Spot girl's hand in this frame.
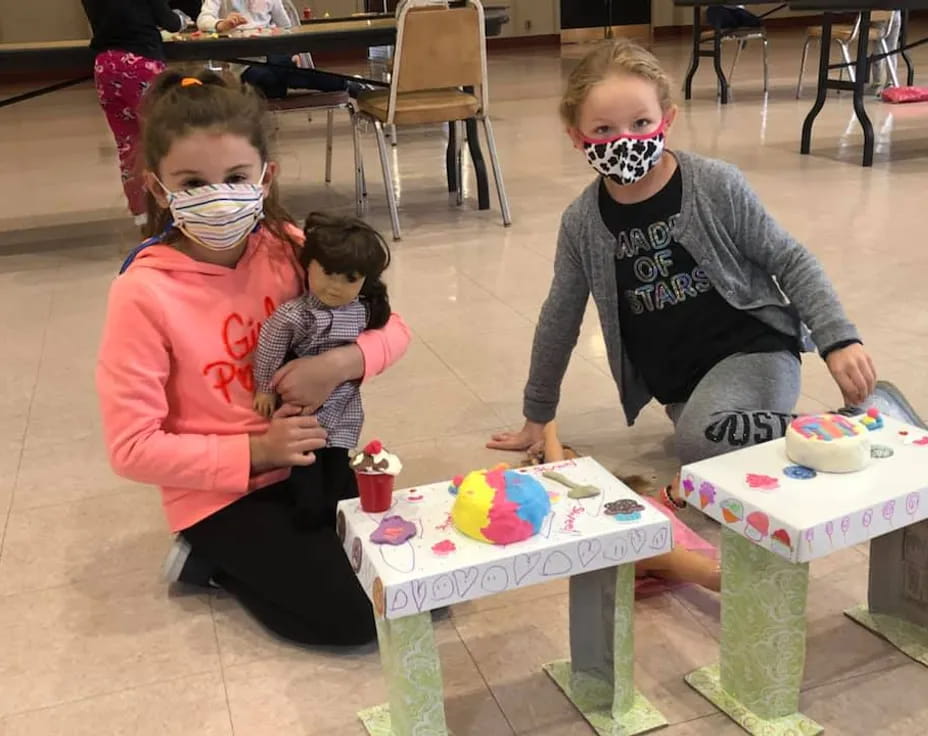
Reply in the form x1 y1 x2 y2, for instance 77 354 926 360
249 404 327 472
487 421 546 452
272 345 362 412
825 343 877 406
217 13 248 32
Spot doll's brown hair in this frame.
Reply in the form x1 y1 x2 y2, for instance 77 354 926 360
302 212 392 330
139 68 298 250
560 40 673 127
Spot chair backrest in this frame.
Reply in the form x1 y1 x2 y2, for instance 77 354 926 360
848 10 898 42
388 0 488 118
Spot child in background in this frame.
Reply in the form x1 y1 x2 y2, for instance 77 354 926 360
197 0 370 98
488 40 878 507
97 70 410 646
81 0 190 224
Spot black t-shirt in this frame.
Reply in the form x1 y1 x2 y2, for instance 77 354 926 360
83 0 185 61
599 167 799 405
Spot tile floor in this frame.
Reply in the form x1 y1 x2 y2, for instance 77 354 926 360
1 26 928 736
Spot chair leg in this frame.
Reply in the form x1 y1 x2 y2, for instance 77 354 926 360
350 108 367 217
762 37 769 93
480 116 512 227
839 41 856 82
325 108 335 184
390 123 398 147
373 121 401 240
797 36 812 98
881 39 900 87
729 40 745 85
454 120 464 206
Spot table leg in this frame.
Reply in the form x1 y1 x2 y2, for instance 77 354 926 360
801 12 833 156
852 12 875 167
900 10 915 87
685 529 823 736
544 565 667 735
713 31 729 105
446 122 458 193
358 612 449 736
845 521 928 665
683 7 701 101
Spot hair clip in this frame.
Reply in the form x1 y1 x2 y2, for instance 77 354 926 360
180 77 203 87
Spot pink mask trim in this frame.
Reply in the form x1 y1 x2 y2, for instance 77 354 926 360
580 119 668 146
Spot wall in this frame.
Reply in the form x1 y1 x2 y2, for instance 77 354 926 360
0 0 89 42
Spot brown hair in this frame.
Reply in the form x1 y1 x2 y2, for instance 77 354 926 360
302 212 392 330
139 68 298 249
559 40 673 127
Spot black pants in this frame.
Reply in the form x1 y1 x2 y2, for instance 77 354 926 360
241 55 350 99
182 448 375 646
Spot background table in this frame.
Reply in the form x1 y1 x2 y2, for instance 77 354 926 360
790 1 927 166
338 457 674 736
673 0 789 104
680 416 928 735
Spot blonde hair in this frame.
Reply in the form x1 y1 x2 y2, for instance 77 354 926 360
559 40 673 127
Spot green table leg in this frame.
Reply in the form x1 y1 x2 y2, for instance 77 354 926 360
359 612 449 736
544 563 668 735
845 604 928 665
685 529 823 736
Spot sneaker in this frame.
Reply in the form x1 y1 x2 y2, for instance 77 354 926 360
853 380 926 429
162 536 218 588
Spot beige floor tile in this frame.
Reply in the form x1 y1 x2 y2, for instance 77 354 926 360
0 672 232 736
223 620 513 735
0 487 169 594
0 573 219 718
11 433 123 511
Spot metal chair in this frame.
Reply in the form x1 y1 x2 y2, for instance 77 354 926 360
694 6 769 97
796 11 899 99
266 92 368 217
354 0 511 240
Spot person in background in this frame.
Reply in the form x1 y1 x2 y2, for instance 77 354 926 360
82 0 191 226
197 0 372 98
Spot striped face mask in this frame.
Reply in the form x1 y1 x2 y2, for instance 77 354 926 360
159 166 267 251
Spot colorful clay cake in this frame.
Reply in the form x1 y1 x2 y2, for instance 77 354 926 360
785 413 871 473
450 465 551 545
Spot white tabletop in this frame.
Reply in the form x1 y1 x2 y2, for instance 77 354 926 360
338 457 673 619
681 417 928 563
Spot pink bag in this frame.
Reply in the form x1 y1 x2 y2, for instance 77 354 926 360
881 86 928 104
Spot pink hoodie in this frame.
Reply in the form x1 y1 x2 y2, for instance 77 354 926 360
97 227 410 532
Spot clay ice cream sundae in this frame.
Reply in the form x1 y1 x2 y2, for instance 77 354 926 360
351 440 402 512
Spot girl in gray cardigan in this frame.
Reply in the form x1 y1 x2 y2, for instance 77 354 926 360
488 40 878 508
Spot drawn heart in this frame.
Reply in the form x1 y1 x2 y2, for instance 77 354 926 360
541 550 573 576
453 567 479 598
390 588 409 612
602 537 627 562
577 538 601 567
431 575 454 601
630 529 646 554
514 553 541 584
649 527 669 551
411 580 428 611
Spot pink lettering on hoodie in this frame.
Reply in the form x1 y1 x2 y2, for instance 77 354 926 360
97 227 410 532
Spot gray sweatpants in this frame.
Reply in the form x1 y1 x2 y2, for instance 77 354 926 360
665 351 801 466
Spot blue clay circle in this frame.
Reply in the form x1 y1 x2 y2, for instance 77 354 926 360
783 465 817 480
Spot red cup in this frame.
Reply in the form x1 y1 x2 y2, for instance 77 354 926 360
356 471 394 512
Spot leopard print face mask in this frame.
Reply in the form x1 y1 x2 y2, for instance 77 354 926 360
581 122 666 186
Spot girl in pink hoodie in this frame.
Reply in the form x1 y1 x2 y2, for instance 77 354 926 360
97 69 410 646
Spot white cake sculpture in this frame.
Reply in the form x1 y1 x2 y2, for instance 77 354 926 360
785 413 871 473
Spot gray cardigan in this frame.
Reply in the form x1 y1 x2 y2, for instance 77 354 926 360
523 151 860 427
